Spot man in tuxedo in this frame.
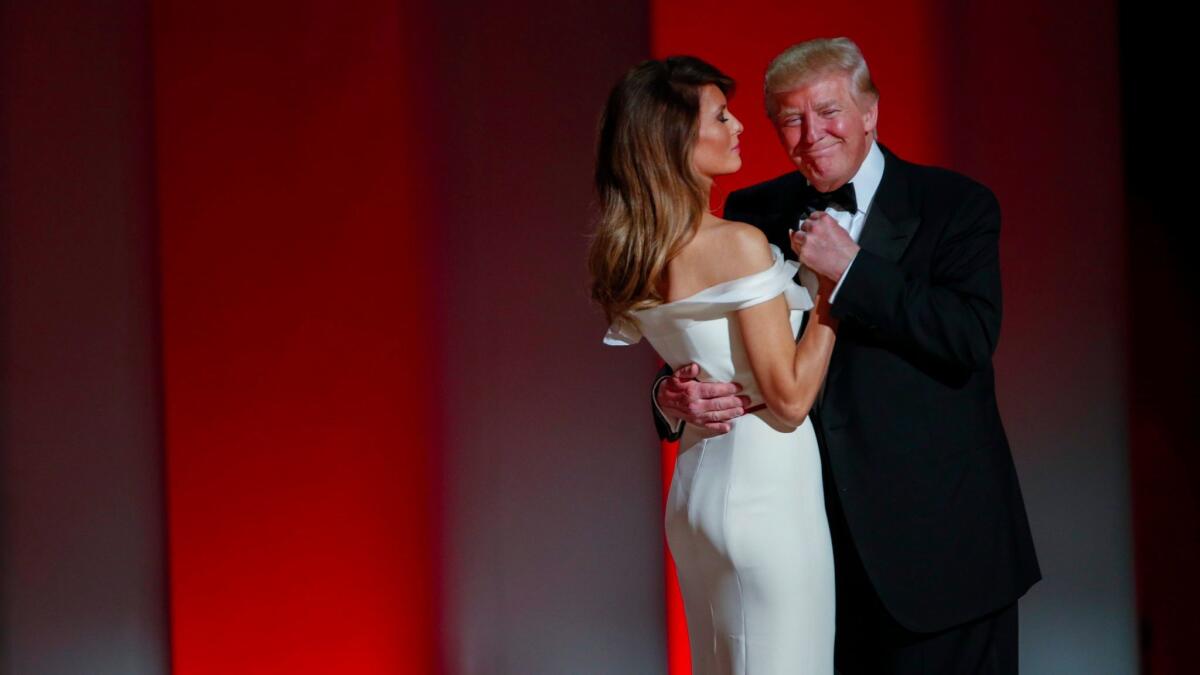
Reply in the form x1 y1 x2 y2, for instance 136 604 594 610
654 37 1040 673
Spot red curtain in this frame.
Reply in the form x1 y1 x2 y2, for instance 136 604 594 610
153 3 439 672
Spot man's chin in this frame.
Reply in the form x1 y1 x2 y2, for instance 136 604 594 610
804 173 837 192
793 162 830 186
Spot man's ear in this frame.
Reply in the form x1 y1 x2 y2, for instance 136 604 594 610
862 97 879 135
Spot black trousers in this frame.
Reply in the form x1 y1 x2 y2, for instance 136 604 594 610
827 490 1019 674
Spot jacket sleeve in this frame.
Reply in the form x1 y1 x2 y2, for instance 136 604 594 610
651 362 685 441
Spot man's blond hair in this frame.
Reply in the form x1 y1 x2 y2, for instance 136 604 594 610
764 37 879 117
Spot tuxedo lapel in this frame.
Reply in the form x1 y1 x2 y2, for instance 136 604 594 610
822 147 920 422
857 147 920 264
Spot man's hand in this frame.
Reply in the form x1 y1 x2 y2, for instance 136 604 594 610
656 363 750 434
792 212 859 283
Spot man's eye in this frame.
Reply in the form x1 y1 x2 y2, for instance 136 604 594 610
718 114 729 122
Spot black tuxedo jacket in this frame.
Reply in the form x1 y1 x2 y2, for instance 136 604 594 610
655 144 1040 632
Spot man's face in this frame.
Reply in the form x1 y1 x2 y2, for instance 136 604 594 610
770 72 878 193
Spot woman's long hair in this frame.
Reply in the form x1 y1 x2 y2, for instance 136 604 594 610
588 56 735 331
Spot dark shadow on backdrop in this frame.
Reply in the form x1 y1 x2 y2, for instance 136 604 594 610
1120 3 1200 673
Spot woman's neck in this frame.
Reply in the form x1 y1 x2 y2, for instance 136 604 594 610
699 178 718 226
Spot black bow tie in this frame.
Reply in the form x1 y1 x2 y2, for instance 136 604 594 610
802 182 857 215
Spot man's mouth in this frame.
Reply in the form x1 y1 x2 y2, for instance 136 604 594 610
803 142 839 157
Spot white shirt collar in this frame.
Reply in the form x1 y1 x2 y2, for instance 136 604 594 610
849 141 885 215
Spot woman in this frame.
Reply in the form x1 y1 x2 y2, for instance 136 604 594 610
590 57 837 674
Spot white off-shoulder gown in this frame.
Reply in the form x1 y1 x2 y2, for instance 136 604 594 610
605 245 834 675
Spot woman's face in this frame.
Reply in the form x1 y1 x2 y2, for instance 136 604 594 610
692 84 744 180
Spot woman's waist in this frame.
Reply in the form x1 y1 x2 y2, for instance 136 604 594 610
665 363 763 402
679 403 811 449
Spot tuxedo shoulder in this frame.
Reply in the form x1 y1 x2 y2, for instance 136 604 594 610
887 155 1002 231
727 171 808 209
894 153 997 202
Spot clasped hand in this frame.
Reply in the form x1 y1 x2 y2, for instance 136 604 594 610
790 211 859 284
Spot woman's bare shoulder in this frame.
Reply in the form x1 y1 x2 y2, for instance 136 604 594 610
697 220 773 280
666 219 774 300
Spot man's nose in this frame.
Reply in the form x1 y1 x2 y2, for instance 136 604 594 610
802 118 822 144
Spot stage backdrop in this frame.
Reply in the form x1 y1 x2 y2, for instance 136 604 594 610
427 1 667 673
1 1 169 673
0 1 1155 674
152 2 439 672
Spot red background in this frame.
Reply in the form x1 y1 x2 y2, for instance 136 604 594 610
153 3 439 672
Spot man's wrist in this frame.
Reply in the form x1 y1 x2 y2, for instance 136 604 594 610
829 248 860 303
652 375 684 434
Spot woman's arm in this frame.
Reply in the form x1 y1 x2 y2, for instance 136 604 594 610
731 227 837 427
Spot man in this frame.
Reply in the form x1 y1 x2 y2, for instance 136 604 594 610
654 38 1040 673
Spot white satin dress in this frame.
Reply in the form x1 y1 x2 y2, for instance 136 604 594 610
605 245 835 675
